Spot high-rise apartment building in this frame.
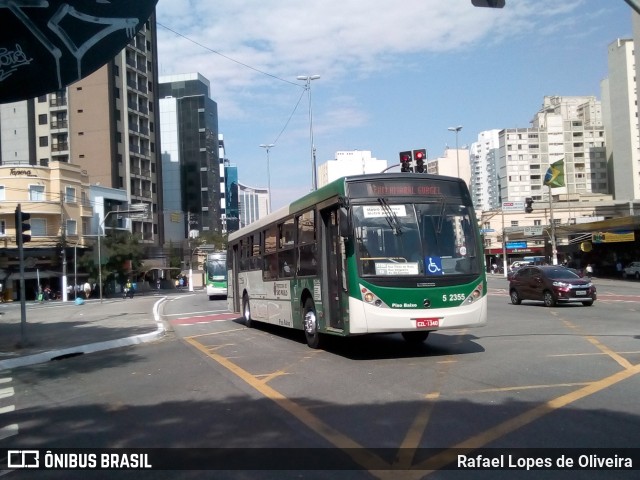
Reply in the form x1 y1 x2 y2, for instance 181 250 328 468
470 130 501 211
317 151 387 187
425 148 471 186
498 96 608 205
68 15 162 245
159 73 221 242
603 37 639 201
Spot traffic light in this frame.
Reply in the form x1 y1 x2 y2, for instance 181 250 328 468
471 0 505 7
413 149 426 173
399 151 413 172
14 205 31 245
524 197 534 213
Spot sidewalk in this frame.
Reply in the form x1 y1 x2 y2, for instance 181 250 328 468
0 293 165 371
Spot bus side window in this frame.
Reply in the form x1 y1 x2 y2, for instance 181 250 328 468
263 254 278 280
297 244 317 276
280 249 294 278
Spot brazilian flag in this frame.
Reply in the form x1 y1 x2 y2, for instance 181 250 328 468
544 159 565 188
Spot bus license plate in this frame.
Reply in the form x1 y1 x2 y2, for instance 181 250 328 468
416 318 439 328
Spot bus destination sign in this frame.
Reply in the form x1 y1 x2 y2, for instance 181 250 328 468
348 178 464 198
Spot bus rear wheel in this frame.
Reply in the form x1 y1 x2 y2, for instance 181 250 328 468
242 294 253 328
303 298 322 349
402 331 429 344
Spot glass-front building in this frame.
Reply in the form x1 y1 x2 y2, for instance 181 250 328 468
159 73 221 239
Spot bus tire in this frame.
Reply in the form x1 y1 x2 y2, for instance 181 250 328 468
303 297 322 349
242 294 253 328
402 331 429 344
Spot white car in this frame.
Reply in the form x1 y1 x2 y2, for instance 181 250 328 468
623 261 640 279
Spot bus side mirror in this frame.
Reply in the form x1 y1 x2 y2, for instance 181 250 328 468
338 207 351 238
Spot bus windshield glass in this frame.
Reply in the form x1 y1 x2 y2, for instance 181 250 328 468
353 201 480 277
206 257 227 282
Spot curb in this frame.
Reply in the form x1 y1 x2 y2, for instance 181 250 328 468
0 298 167 371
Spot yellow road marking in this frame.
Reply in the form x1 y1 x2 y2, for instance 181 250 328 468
184 317 639 478
393 392 441 469
458 382 590 394
184 328 245 339
550 351 640 357
416 363 640 473
184 337 392 474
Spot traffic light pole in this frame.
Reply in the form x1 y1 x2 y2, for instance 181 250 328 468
15 204 28 346
501 209 508 277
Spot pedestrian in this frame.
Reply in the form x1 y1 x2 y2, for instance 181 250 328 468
491 262 497 274
616 261 623 277
83 281 92 299
585 264 593 278
0 281 3 303
124 279 134 299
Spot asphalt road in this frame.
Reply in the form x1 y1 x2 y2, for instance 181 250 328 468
1 278 639 479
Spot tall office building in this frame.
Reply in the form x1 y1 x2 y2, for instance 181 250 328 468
498 96 608 205
158 73 221 242
237 183 269 228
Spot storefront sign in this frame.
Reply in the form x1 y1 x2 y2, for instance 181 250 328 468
592 231 635 243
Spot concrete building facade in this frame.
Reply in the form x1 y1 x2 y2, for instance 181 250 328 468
317 150 387 187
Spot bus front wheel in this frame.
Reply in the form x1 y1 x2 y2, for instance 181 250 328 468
303 298 322 349
243 295 253 328
402 331 429 344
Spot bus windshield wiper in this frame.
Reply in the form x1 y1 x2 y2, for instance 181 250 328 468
378 198 402 235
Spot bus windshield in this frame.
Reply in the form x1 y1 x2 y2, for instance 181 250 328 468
206 257 227 281
352 201 480 277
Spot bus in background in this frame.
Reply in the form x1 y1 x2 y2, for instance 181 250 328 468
227 173 487 349
205 252 228 299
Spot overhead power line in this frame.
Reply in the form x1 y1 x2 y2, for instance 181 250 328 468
157 22 301 87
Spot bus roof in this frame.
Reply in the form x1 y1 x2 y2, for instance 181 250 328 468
228 172 467 242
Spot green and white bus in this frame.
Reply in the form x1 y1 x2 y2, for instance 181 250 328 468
205 252 228 299
227 173 487 348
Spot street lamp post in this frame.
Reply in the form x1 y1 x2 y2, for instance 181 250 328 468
448 125 463 178
97 205 147 302
297 75 320 190
259 143 275 213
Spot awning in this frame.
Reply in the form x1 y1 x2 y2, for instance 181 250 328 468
6 270 62 281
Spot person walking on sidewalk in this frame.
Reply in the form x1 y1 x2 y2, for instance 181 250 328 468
83 281 92 299
585 264 593 278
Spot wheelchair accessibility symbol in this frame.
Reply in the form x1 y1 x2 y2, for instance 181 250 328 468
426 256 443 275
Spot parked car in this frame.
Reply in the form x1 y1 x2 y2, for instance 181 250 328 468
509 265 596 307
623 261 640 279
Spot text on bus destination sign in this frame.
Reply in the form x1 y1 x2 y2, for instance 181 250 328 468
369 184 442 196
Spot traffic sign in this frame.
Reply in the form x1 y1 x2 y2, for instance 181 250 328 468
524 226 544 236
506 241 527 249
502 201 525 212
480 228 496 233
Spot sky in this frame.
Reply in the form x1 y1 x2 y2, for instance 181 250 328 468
154 0 633 211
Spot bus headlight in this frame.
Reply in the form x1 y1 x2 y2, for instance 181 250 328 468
359 285 389 308
462 283 484 305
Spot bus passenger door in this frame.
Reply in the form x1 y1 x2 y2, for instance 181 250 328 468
321 207 346 330
230 244 241 313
